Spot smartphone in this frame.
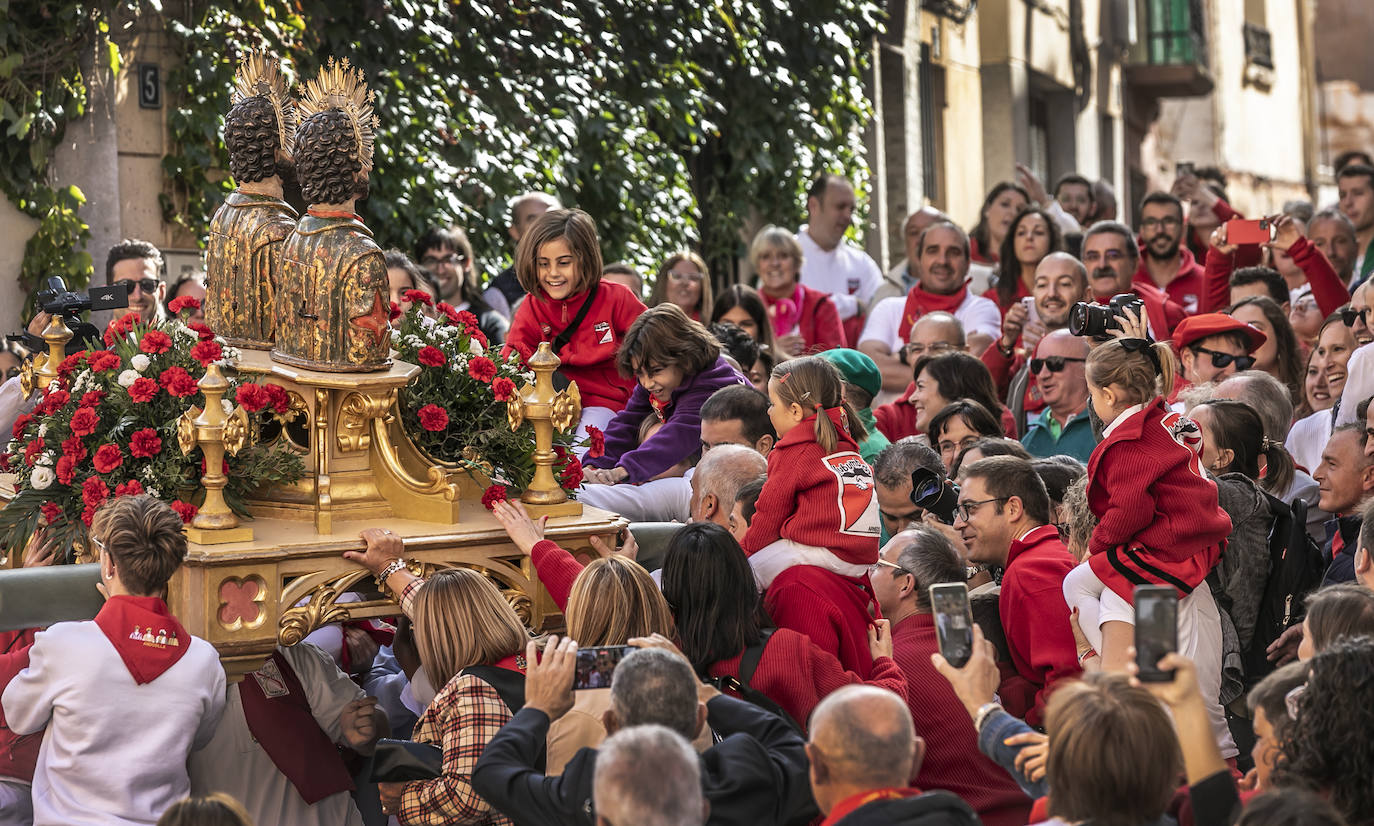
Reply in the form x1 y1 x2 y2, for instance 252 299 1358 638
1177 161 1195 177
1133 585 1179 683
572 645 632 690
1225 218 1275 246
1020 295 1039 325
930 582 975 668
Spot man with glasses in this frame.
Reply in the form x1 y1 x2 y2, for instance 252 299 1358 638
1336 283 1374 428
1134 192 1204 314
955 456 1080 727
106 239 166 324
868 526 1033 826
1081 221 1187 338
413 226 511 319
1171 313 1267 395
858 222 1001 399
1020 330 1094 462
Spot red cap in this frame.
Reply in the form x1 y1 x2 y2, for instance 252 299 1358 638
1172 312 1267 353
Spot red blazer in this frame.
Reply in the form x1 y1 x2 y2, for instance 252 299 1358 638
504 281 645 411
998 525 1082 728
1133 247 1205 313
742 409 879 566
707 628 906 732
797 285 847 353
1086 398 1231 601
764 565 878 678
891 614 1033 826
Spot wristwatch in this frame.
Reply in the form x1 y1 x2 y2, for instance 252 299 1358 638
973 701 1003 733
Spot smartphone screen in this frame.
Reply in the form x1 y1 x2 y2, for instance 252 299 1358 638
1020 295 1040 325
1134 586 1179 683
572 645 632 690
930 583 974 668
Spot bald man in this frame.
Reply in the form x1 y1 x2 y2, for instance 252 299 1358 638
1020 329 1094 462
689 444 767 527
872 313 968 439
806 685 980 825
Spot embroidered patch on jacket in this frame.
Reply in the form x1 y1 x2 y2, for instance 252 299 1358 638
594 321 613 344
252 658 291 698
822 451 881 537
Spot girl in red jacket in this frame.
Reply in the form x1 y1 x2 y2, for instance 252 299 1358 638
1064 329 1232 652
503 208 645 442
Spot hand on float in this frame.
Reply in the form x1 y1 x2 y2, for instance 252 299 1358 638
490 499 547 555
346 528 404 576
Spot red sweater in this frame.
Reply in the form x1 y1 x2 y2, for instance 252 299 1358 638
999 525 1082 727
765 565 877 678
1200 236 1346 316
763 284 846 354
1134 247 1205 314
873 382 1018 443
742 410 879 564
707 628 905 732
0 629 40 783
503 281 644 411
982 277 1030 316
1086 398 1231 602
891 614 1032 826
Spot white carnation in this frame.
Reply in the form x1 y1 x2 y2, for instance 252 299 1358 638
35 451 53 467
29 466 54 490
173 322 197 342
468 338 484 356
37 423 47 438
131 354 150 372
118 369 140 387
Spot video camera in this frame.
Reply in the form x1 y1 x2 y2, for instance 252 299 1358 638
910 466 960 525
1068 293 1145 339
10 277 130 356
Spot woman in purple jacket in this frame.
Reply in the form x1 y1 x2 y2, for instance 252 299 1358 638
583 303 747 485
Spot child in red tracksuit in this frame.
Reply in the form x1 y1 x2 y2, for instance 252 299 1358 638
741 355 882 675
1065 335 1233 649
503 208 645 442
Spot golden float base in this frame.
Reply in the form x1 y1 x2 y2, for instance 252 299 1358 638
186 525 255 545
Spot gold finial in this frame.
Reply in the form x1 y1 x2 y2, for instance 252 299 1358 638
297 57 378 175
233 51 297 159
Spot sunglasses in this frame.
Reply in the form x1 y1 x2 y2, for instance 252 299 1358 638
1341 307 1370 327
122 278 159 295
1192 345 1254 370
1029 355 1086 374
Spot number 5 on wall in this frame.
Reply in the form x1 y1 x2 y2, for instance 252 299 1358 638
138 63 161 109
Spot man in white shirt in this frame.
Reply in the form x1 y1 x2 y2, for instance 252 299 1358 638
796 174 883 328
858 222 1001 398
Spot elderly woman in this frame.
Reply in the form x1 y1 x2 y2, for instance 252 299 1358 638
345 530 528 825
2 495 227 826
749 225 845 356
650 251 714 321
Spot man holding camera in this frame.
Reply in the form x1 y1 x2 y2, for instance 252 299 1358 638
1081 221 1188 339
106 239 166 325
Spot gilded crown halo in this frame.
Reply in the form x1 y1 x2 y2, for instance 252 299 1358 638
232 50 297 158
298 57 379 175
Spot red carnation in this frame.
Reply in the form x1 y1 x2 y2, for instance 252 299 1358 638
492 377 516 402
235 383 270 413
69 406 99 437
93 444 123 474
170 500 198 524
61 436 87 460
57 352 86 380
189 322 216 341
81 505 98 527
417 345 446 367
560 454 585 489
56 455 77 485
159 366 199 398
0 453 11 472
191 340 224 367
79 390 106 408
81 475 109 509
389 301 402 321
139 329 173 354
103 312 139 345
401 289 433 307
437 302 461 325
468 356 497 383
264 383 291 415
417 403 449 432
40 501 63 525
85 350 122 372
39 389 70 415
128 377 159 403
11 414 33 440
114 479 145 498
481 484 509 510
168 295 202 315
585 425 606 459
455 310 479 331
129 428 162 458
470 329 489 350
23 438 45 466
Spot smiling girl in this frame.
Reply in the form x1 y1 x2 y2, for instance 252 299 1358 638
504 209 645 439
582 304 746 486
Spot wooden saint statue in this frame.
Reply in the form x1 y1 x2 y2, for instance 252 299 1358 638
271 57 390 372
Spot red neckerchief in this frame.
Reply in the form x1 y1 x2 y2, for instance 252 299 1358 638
820 787 922 825
239 650 355 804
93 595 191 685
897 283 968 340
648 393 671 420
761 285 805 338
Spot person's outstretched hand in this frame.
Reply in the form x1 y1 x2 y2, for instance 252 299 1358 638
1267 213 1303 254
1208 224 1237 257
1007 731 1049 781
589 529 638 562
524 636 578 721
1267 624 1304 665
931 624 1001 718
491 499 547 555
1016 163 1050 207
339 697 381 752
344 528 404 576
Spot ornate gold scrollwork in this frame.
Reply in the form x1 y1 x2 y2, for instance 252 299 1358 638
371 406 461 502
18 354 41 399
278 569 373 646
551 383 582 433
506 396 524 431
337 391 392 452
177 407 202 455
223 405 250 456
501 588 534 626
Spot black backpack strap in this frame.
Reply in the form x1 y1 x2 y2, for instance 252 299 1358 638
738 628 774 688
550 282 600 355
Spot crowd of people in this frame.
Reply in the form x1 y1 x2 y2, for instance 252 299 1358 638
6 151 1374 826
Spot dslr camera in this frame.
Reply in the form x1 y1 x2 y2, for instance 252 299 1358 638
910 466 960 525
1068 293 1145 339
10 277 130 356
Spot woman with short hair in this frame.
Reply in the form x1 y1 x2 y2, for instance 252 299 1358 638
748 225 845 356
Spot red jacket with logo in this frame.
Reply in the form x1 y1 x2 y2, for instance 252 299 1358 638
1133 247 1205 315
504 281 645 411
1086 397 1232 602
741 408 880 566
998 525 1083 727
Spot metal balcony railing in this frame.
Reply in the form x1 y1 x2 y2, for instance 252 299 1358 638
1142 0 1208 68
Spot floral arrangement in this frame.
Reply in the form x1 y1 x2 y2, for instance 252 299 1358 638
0 298 305 560
389 292 585 504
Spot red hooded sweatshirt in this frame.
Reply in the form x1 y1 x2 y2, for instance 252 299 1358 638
1086 398 1232 602
504 280 645 411
1134 246 1205 315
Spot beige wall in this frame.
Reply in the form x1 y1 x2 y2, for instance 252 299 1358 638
925 10 985 228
